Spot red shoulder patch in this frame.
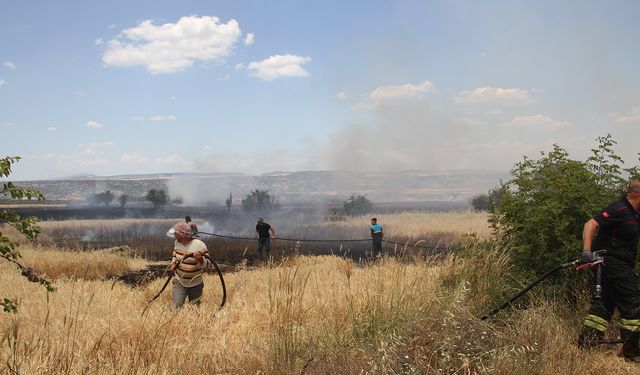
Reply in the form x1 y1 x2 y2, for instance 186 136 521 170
602 211 610 218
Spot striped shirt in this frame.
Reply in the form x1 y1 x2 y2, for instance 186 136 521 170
172 239 210 288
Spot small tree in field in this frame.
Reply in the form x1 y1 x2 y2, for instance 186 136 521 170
119 194 129 208
1 156 55 313
470 189 502 212
225 192 232 213
146 189 168 209
343 194 373 216
241 189 278 213
93 190 115 206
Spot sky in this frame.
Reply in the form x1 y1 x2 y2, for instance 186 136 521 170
1 0 639 180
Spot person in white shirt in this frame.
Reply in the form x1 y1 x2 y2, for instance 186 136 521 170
170 222 211 307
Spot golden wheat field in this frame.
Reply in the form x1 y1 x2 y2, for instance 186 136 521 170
1 213 638 374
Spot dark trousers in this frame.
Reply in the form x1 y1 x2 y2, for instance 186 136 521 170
372 234 383 254
258 238 271 256
580 257 640 354
172 279 204 308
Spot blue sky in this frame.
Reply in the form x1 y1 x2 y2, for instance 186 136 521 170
1 0 639 180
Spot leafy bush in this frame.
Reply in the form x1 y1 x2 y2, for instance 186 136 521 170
490 135 638 280
343 194 373 216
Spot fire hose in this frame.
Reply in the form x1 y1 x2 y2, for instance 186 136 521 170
480 251 623 344
142 252 226 315
480 251 606 316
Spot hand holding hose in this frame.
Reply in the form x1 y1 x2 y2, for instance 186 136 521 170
580 251 593 264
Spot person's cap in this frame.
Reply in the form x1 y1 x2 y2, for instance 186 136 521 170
257 217 264 222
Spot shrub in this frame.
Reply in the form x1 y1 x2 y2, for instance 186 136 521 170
343 194 373 216
490 135 638 281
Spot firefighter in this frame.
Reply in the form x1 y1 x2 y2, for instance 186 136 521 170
578 180 640 360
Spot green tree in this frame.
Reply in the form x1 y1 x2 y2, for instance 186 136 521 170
470 189 502 212
119 194 129 208
241 189 279 212
490 135 635 280
343 194 373 216
146 189 168 209
1 156 55 313
93 190 115 206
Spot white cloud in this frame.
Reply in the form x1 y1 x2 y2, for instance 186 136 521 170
0 79 6 86
47 127 57 132
456 87 534 106
120 152 148 163
3 61 16 70
95 38 104 46
86 120 103 129
170 96 177 101
247 54 311 81
217 74 231 81
505 114 571 129
103 16 242 74
369 80 435 101
149 114 176 121
4 122 13 126
610 106 640 124
132 115 176 121
108 24 117 29
234 63 244 70
336 92 347 100
244 32 254 46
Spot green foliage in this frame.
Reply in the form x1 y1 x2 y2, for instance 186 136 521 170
2 298 18 313
470 189 502 212
490 135 635 282
242 189 279 213
1 156 55 313
145 189 168 208
343 194 373 216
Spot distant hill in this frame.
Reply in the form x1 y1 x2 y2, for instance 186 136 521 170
14 170 508 206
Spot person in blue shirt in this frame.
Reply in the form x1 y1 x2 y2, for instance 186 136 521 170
370 217 383 256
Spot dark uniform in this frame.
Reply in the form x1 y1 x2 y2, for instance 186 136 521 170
256 221 272 257
579 197 640 355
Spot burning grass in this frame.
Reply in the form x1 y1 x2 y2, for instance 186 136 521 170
35 211 483 262
1 243 636 374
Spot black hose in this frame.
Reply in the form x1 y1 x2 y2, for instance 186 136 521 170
142 252 226 315
196 231 449 250
480 260 579 320
205 254 226 307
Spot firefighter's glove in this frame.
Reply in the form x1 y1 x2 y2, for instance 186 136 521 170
580 251 593 264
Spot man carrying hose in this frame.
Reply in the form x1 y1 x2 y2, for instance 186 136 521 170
578 180 640 360
170 222 211 307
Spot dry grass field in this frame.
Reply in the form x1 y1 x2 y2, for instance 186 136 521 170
1 212 637 374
